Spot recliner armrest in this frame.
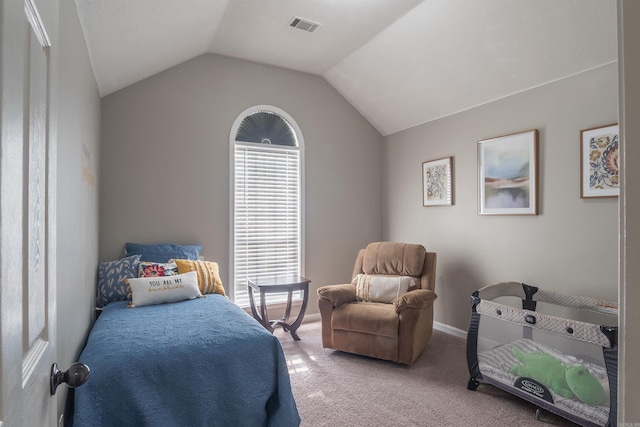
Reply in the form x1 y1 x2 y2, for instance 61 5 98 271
317 284 357 308
394 289 437 313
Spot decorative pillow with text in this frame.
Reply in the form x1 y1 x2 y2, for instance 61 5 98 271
127 271 202 307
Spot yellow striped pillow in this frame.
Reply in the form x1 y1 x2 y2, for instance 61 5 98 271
173 259 226 296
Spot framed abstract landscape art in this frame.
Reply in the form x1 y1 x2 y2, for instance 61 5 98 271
580 124 619 198
477 130 538 215
422 157 453 206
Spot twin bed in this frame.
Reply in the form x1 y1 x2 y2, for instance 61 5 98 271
72 244 300 426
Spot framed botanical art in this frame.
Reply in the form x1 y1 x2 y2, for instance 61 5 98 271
477 129 538 215
580 124 619 198
422 157 453 206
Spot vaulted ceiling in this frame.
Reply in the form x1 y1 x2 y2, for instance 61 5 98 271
75 0 617 136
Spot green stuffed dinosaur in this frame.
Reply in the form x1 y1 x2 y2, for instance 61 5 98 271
509 347 607 405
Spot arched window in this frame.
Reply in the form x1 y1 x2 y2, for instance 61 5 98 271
230 106 304 306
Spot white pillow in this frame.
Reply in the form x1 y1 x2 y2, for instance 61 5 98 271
127 271 202 307
352 274 414 303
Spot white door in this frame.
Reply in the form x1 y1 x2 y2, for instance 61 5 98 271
1 0 58 426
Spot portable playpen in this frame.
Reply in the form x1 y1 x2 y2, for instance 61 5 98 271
466 282 617 427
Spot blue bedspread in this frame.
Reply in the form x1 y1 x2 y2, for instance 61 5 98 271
73 295 300 427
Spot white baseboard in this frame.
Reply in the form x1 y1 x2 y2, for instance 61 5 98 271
303 312 321 323
433 321 467 340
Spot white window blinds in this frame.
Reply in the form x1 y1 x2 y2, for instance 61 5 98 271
233 142 301 307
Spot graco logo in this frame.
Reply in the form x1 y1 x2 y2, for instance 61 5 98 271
521 380 545 395
514 377 554 403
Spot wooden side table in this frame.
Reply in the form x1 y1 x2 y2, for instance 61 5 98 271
247 275 310 341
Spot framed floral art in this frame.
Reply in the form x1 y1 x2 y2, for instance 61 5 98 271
580 124 619 198
422 157 453 206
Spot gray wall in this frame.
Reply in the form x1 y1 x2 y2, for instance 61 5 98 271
383 63 619 332
56 0 101 417
99 53 383 308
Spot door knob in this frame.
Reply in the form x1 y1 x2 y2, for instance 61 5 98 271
50 362 90 395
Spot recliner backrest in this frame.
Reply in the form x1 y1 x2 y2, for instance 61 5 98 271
352 242 435 292
362 242 425 276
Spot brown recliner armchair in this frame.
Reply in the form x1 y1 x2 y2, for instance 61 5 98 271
317 242 437 365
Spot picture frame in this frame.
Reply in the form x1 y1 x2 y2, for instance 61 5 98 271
580 124 619 198
478 129 538 215
422 156 453 206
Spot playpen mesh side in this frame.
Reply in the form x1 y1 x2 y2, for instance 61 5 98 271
477 281 618 315
476 299 612 348
468 282 617 427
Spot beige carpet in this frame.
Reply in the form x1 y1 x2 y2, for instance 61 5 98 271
276 321 579 427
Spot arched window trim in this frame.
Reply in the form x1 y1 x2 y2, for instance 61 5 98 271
235 109 298 146
229 105 305 306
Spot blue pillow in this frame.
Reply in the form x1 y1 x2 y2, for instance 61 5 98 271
96 254 142 308
124 242 202 263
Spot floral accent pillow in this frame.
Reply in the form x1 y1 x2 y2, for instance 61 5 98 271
96 255 142 308
138 261 179 278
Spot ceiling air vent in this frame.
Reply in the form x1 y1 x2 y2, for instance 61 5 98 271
288 16 321 33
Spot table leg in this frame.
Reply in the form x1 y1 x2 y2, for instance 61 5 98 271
288 286 309 341
248 286 260 323
259 290 274 333
282 291 293 324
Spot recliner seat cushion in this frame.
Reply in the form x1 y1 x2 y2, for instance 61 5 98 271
331 330 398 363
331 302 398 338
